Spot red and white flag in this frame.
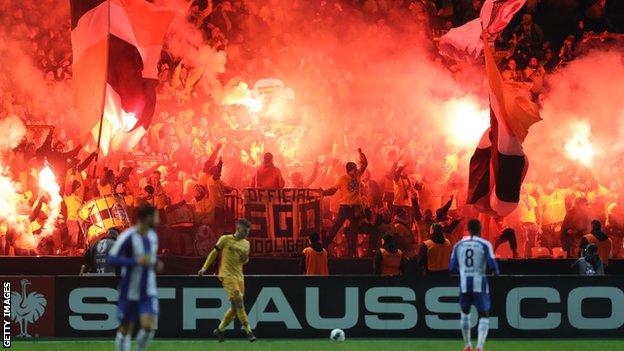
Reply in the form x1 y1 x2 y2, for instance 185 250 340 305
467 32 541 217
439 0 527 61
70 0 175 155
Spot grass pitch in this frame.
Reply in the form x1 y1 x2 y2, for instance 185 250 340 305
11 339 624 351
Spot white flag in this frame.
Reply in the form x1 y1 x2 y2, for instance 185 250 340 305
438 0 527 61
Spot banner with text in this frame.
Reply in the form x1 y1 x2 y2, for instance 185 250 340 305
243 188 322 256
49 275 624 338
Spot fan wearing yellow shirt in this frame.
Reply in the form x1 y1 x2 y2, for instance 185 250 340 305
539 183 570 249
322 148 368 257
198 219 256 342
207 158 235 231
517 188 540 258
63 180 83 248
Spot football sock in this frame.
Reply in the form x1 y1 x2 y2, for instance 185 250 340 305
236 308 252 333
135 329 155 351
477 317 490 350
123 333 131 351
218 308 236 331
460 313 471 348
115 331 125 351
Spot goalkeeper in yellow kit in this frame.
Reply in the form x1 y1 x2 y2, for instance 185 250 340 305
198 218 256 342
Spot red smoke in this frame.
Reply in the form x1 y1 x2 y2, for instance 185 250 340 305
1 0 623 200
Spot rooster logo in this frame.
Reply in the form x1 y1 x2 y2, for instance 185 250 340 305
10 279 47 337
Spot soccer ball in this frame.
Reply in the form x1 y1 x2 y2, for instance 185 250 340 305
330 328 345 342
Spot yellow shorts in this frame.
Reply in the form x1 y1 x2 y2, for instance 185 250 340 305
221 277 245 301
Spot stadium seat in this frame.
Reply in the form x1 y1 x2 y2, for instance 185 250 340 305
531 247 552 258
552 247 566 259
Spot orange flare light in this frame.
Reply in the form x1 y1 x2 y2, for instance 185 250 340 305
38 165 62 236
443 96 490 148
564 121 595 167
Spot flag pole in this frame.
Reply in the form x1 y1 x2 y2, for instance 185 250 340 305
92 0 111 178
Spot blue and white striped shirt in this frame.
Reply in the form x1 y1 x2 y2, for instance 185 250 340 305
450 235 500 293
107 226 159 301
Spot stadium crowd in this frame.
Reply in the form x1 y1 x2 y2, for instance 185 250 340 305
1 0 623 266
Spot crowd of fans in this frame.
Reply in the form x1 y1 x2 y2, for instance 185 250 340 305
1 0 623 264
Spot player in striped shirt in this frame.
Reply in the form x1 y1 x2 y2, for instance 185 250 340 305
450 219 500 351
108 204 163 351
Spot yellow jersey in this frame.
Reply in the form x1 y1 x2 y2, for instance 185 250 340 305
540 189 568 225
216 234 250 280
208 177 227 209
392 177 412 207
334 172 363 206
518 194 538 224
